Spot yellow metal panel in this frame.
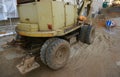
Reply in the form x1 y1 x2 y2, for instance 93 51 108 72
17 31 57 37
17 25 81 37
52 1 65 30
74 5 78 23
37 2 53 30
18 3 38 23
55 25 81 36
17 23 39 32
65 5 75 26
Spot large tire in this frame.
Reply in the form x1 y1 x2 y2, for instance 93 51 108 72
46 38 70 70
85 25 95 44
79 26 88 43
40 38 58 65
79 25 95 44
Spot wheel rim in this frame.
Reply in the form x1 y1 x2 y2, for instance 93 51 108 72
54 45 69 65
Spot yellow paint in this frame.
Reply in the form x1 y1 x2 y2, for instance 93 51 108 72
17 31 57 37
18 2 38 23
52 1 65 30
65 4 75 27
37 2 53 30
17 0 92 37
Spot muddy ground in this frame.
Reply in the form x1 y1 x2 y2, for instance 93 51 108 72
0 7 120 77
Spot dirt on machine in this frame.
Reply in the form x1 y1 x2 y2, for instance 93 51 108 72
14 0 95 74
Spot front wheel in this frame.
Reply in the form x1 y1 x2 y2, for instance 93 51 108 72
78 25 95 44
45 38 70 70
85 25 95 44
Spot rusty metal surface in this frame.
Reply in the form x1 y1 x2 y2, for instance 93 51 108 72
16 56 40 74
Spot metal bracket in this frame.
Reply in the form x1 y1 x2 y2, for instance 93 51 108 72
16 55 40 74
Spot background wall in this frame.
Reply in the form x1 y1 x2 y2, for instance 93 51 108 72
0 0 18 21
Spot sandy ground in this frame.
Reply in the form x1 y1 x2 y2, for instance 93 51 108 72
0 18 120 77
0 7 120 77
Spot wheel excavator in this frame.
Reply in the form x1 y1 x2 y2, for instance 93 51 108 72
15 0 95 74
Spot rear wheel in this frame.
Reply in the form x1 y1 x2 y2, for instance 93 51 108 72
40 38 58 65
45 38 70 70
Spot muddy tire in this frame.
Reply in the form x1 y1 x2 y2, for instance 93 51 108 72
40 38 58 65
85 25 95 44
46 38 70 70
79 26 88 43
